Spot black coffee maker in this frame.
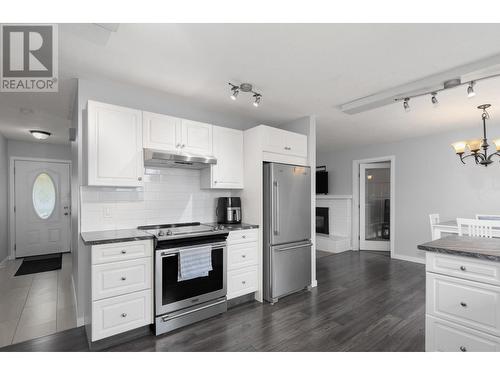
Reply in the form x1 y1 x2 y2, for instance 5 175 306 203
216 197 242 224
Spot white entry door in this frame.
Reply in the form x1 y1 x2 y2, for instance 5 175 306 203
360 162 391 251
14 160 71 258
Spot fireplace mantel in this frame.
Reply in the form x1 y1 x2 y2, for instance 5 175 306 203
315 195 352 253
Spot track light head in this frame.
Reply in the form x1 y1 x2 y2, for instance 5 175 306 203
230 88 239 100
467 81 476 98
431 93 438 106
253 94 262 107
403 98 410 112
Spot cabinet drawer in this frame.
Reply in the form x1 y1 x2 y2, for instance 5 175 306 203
227 229 258 244
426 315 500 352
228 243 258 271
426 252 500 286
92 240 152 265
92 289 152 341
427 273 500 336
92 258 152 301
227 266 258 300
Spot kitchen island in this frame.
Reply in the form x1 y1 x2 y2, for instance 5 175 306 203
418 236 500 351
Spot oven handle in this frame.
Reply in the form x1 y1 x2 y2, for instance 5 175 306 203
161 298 226 321
158 241 227 256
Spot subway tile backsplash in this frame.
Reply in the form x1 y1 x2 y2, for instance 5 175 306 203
80 168 236 232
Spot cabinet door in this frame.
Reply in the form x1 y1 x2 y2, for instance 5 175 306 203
262 125 308 158
142 111 181 152
180 119 212 155
87 101 143 187
211 126 243 189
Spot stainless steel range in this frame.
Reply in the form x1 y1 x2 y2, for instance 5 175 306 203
137 222 229 335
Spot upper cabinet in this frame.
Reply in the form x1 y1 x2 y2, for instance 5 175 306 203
201 126 244 189
142 111 181 151
87 101 144 187
142 113 212 155
261 125 308 158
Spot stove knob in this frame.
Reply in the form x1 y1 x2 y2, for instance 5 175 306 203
158 230 165 237
166 229 173 236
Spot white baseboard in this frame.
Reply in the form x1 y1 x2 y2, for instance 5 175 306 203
392 253 425 264
0 256 8 268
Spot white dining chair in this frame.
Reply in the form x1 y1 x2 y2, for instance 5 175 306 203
476 214 500 221
457 218 493 238
429 214 440 240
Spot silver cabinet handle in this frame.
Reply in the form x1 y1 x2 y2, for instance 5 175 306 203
284 146 291 150
214 181 218 184
138 177 142 181
460 346 467 352
181 144 185 148
121 250 127 254
121 313 127 318
275 242 313 252
242 235 246 239
242 254 246 258
121 276 127 281
242 280 246 284
273 180 280 235
460 302 467 307
460 266 466 271
176 143 181 148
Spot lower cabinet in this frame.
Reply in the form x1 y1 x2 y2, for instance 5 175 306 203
88 240 153 343
226 229 258 300
426 252 500 351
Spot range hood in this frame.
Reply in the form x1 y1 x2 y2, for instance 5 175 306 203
143 149 216 169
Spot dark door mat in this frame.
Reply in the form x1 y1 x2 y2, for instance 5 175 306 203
15 253 62 276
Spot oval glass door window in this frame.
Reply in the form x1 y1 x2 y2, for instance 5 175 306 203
32 173 56 219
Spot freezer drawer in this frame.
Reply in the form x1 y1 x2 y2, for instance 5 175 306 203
265 241 312 303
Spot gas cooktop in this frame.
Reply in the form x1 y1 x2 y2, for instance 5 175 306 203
137 222 228 241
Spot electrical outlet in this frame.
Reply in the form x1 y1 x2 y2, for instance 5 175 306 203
103 207 113 218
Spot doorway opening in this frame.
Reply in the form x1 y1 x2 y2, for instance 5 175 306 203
352 156 395 257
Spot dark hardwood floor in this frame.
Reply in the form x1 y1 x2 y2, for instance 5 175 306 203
1 250 425 352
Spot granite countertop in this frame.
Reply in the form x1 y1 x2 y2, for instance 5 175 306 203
418 236 500 262
203 222 259 231
81 229 154 246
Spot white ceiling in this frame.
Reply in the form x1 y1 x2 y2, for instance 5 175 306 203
2 23 500 150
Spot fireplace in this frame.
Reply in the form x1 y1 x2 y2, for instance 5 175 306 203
316 207 329 234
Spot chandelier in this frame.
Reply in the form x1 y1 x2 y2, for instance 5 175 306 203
452 104 500 167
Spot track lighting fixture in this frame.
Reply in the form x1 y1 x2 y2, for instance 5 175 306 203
403 98 410 112
228 82 262 107
253 94 262 107
467 81 476 98
431 92 438 106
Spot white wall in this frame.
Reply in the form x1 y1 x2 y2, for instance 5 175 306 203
0 133 8 263
7 139 71 161
317 127 500 262
81 168 234 232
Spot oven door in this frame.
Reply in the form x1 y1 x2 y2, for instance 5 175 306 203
155 241 227 316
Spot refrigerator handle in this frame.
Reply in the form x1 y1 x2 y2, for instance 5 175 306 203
273 180 280 235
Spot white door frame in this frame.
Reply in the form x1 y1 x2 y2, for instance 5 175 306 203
352 155 395 259
8 157 72 259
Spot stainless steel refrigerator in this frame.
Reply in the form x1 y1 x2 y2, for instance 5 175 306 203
263 162 312 303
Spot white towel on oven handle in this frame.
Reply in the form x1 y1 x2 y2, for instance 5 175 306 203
177 246 213 281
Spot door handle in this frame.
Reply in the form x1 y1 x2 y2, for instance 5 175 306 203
273 180 280 235
275 242 312 252
64 213 69 216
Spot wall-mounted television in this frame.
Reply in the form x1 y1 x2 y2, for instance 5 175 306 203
316 166 328 195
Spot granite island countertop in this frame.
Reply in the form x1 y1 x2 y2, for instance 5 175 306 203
81 229 154 246
418 236 500 262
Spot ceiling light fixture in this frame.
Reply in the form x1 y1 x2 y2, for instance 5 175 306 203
228 82 262 107
253 94 262 107
403 98 410 112
431 92 438 106
451 104 500 167
29 130 51 140
467 81 476 98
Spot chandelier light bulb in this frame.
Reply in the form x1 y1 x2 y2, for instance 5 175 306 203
253 94 261 107
230 88 239 100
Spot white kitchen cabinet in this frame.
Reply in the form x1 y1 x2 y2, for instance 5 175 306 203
201 126 243 189
261 125 308 158
180 119 213 155
87 101 144 187
88 239 153 343
226 229 258 300
142 111 181 151
426 252 500 351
